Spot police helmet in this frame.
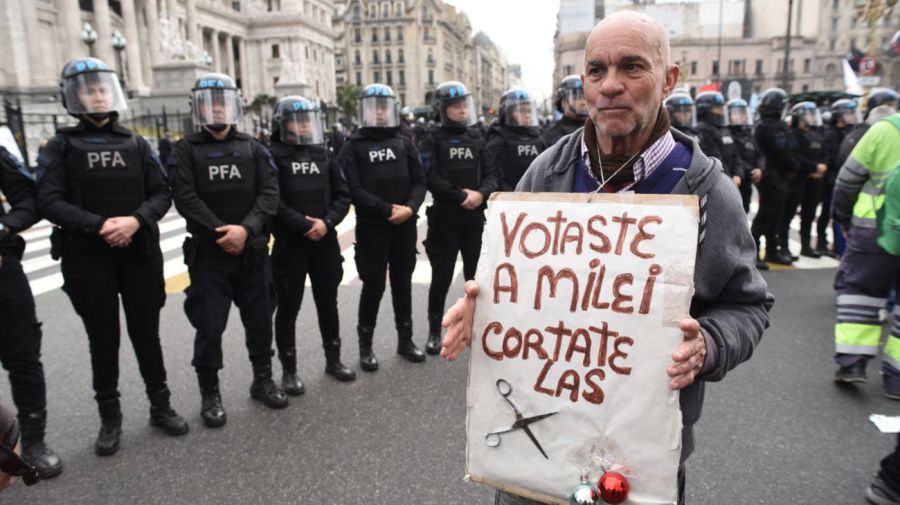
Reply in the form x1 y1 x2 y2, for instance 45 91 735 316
790 101 822 128
432 81 476 127
190 73 243 130
59 57 127 117
695 91 728 126
829 98 861 126
865 88 899 119
272 96 324 145
726 98 752 127
400 106 415 123
664 92 696 130
358 83 399 128
499 87 539 128
556 75 588 118
758 87 789 119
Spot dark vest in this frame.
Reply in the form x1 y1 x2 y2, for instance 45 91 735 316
354 135 409 204
271 142 331 218
433 128 482 190
730 126 758 167
187 132 257 225
61 126 144 218
497 126 542 188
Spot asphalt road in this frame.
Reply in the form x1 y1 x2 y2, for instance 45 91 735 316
2 266 898 504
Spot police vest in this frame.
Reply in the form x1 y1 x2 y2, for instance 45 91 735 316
498 127 542 188
434 128 482 190
62 126 144 218
188 132 257 225
355 135 409 205
271 142 330 218
720 130 737 169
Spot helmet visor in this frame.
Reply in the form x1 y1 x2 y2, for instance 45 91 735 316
279 110 325 145
439 95 477 127
63 72 127 115
563 88 589 117
359 96 399 128
728 106 752 126
798 109 823 128
837 108 862 125
667 104 696 129
193 88 243 127
503 97 540 127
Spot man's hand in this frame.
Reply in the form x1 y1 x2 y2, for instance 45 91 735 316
750 168 762 184
304 216 327 241
99 216 140 248
461 189 484 210
731 175 742 187
440 280 480 360
811 163 827 179
0 443 18 492
388 204 414 225
215 225 248 255
667 318 707 390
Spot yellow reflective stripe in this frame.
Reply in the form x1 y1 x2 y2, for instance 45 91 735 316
853 193 886 219
835 322 882 347
885 336 900 361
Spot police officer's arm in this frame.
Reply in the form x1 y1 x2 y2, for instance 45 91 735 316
131 137 172 227
790 132 820 175
476 139 498 198
485 135 513 192
757 125 799 175
0 150 38 233
418 133 466 204
169 140 227 234
240 141 280 237
36 135 106 234
324 157 351 230
697 127 727 174
823 127 842 172
276 201 313 234
404 138 427 212
337 143 393 219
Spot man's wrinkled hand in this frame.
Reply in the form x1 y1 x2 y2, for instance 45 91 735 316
440 280 480 360
215 225 248 255
667 318 707 390
388 204 413 225
461 189 484 210
750 168 762 184
304 216 327 241
99 216 140 248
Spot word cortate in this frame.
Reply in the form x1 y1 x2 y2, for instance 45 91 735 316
449 147 474 160
368 148 397 163
208 164 243 180
87 151 126 169
292 161 321 175
517 145 539 157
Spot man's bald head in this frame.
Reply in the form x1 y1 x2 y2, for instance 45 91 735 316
587 10 671 73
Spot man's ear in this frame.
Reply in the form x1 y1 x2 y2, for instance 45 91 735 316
662 65 679 96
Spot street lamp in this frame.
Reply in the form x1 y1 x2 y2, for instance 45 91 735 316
81 22 98 57
201 51 213 68
112 30 127 90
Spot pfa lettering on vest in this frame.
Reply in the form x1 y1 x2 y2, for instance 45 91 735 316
368 148 398 163
292 161 321 175
208 164 243 180
517 145 539 157
87 151 127 169
449 147 474 160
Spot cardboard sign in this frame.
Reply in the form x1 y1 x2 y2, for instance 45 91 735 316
466 192 699 505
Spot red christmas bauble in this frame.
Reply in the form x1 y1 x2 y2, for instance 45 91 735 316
598 471 629 504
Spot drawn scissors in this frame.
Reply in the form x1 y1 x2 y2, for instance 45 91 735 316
484 379 558 459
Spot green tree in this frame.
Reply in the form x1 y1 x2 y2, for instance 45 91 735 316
336 85 361 123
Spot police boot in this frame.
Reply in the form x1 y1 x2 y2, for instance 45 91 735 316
800 236 821 258
147 386 189 436
425 314 443 355
358 325 379 372
18 410 63 478
95 399 122 457
753 240 769 270
279 349 305 396
249 363 289 409
765 245 793 266
197 369 227 428
396 320 426 363
324 340 356 382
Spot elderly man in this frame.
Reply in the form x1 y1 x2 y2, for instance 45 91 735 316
440 11 773 504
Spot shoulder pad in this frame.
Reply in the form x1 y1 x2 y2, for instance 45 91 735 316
110 123 135 136
233 132 251 141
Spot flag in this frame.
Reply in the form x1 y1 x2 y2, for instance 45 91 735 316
843 59 863 95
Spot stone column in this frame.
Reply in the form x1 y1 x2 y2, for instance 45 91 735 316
91 0 115 64
211 30 221 73
238 37 250 95
225 34 235 77
57 0 84 62
164 0 176 19
144 0 161 67
120 0 147 90
185 0 199 44
21 0 46 84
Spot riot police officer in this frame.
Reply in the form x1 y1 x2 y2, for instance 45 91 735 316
399 106 416 142
0 147 63 477
169 73 288 428
727 99 763 215
751 87 798 266
664 92 699 141
486 87 545 191
269 96 356 392
817 98 860 256
781 102 827 259
695 91 743 187
36 58 188 454
338 84 427 371
418 81 497 354
542 75 588 147
835 89 899 181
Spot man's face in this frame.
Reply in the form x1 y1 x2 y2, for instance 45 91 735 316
285 115 313 138
565 90 587 118
511 102 533 126
446 99 470 123
581 22 676 140
673 109 693 127
369 99 392 126
209 93 229 124
729 108 748 126
78 81 112 112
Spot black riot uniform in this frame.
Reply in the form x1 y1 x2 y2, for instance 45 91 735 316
0 147 63 477
486 88 545 192
542 75 589 147
169 73 287 428
817 98 859 255
728 99 763 213
338 83 428 371
269 96 356 393
751 88 798 266
779 102 827 259
37 57 188 456
695 91 744 185
418 81 498 354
